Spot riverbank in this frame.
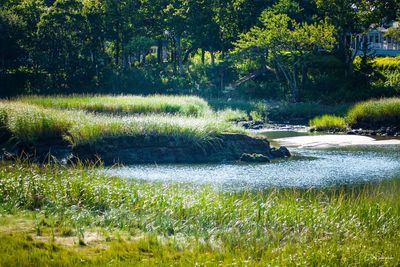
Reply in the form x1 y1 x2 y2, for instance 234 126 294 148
309 98 400 136
0 161 399 266
0 96 291 164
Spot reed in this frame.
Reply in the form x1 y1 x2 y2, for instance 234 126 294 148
0 161 399 265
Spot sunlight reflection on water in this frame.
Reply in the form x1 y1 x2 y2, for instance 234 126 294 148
105 145 400 191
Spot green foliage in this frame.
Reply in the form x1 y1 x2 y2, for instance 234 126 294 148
0 162 399 265
370 57 400 88
217 109 248 122
386 26 400 43
0 96 246 145
346 97 400 127
309 114 347 131
233 9 336 101
267 101 349 123
0 0 398 102
17 95 211 116
0 102 73 142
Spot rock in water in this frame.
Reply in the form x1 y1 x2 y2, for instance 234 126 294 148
240 153 270 163
270 146 291 158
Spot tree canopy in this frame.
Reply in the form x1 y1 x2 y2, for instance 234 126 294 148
0 0 399 101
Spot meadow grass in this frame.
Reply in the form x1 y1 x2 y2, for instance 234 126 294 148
17 95 211 117
0 161 399 265
0 101 244 145
309 97 400 130
309 115 347 131
346 97 400 127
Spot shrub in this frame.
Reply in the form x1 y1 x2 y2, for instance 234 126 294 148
346 97 400 128
309 115 347 131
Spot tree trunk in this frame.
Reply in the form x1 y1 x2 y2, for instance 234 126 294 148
301 61 307 92
176 35 183 72
211 50 215 66
291 60 299 102
361 34 369 69
157 40 163 64
219 65 224 97
172 37 177 72
341 32 354 78
122 49 129 69
183 46 194 63
201 49 205 64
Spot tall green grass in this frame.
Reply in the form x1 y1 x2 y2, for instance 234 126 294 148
347 97 400 127
0 102 244 145
0 161 399 265
17 95 211 116
309 97 400 130
0 102 73 142
309 115 347 131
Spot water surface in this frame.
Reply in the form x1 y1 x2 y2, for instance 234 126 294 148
106 131 400 191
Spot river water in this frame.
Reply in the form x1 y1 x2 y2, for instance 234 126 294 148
105 130 400 190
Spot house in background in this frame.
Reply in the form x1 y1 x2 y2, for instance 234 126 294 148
351 21 400 56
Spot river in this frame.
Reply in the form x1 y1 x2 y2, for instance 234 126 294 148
105 130 400 191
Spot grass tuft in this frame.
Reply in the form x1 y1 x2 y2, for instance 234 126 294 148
309 115 347 131
17 94 211 117
346 97 400 128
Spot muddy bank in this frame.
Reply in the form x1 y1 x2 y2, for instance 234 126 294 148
1 133 290 164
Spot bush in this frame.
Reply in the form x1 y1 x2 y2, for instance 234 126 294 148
309 115 347 131
346 97 400 128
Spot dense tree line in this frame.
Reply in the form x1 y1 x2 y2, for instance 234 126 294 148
0 0 399 101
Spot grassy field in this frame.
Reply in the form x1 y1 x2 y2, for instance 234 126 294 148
309 97 400 130
0 161 399 266
309 114 347 131
17 95 211 116
347 97 400 127
0 98 245 145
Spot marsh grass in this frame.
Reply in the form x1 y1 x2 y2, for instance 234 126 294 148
347 97 400 127
0 161 399 265
17 95 211 116
0 101 244 145
309 98 400 130
309 115 347 131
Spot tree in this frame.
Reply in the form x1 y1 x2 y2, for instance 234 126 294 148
36 0 95 90
315 0 399 76
234 11 336 102
386 26 400 43
0 9 26 72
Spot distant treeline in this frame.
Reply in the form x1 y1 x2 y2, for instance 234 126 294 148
0 0 399 102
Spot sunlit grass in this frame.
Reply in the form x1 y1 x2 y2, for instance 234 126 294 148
0 102 244 145
347 97 400 127
309 115 347 131
0 161 399 265
17 94 211 117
